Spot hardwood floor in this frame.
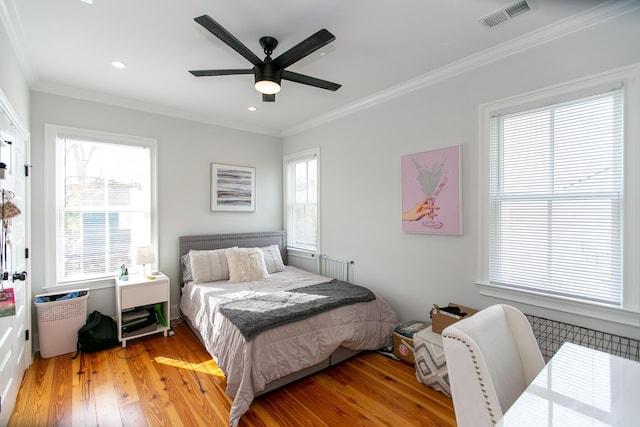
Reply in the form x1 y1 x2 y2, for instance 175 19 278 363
9 322 456 426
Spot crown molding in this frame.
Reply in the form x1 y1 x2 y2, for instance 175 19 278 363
31 82 282 138
4 1 638 139
283 0 640 138
0 0 35 83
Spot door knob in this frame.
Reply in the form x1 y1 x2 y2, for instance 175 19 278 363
12 271 27 281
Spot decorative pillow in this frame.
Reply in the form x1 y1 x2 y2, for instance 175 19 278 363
260 245 286 273
189 248 234 283
181 253 193 283
226 247 269 282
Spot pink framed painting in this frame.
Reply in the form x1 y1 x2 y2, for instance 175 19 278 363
401 145 462 235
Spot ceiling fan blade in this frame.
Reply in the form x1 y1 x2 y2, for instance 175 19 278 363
262 94 275 102
189 69 254 77
194 15 262 66
272 29 335 69
282 70 341 91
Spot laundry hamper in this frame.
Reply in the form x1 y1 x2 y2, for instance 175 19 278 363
34 289 89 358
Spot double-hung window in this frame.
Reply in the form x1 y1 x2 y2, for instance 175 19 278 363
45 125 157 287
284 148 319 252
478 67 640 321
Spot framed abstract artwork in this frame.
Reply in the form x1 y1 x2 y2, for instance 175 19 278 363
401 145 462 235
211 163 256 212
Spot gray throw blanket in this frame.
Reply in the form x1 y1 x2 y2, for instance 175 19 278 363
218 279 376 341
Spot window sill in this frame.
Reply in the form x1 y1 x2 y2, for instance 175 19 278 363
286 248 317 260
43 277 116 293
475 281 640 328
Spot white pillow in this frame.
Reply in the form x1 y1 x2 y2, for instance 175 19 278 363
226 247 269 282
260 245 286 273
189 248 234 283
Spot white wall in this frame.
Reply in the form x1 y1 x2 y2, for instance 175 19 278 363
283 9 640 339
14 5 640 346
29 91 283 319
0 22 29 125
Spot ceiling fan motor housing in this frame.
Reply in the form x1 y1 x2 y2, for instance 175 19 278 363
254 62 283 85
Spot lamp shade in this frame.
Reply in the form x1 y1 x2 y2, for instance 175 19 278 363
136 245 156 265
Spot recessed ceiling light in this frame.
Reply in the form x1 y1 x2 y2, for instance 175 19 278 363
111 60 126 69
248 106 257 112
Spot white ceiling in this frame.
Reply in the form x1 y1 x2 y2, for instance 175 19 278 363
3 0 630 136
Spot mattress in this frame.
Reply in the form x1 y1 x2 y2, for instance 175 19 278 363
180 265 397 426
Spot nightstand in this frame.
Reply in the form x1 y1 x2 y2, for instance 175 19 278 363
115 273 170 347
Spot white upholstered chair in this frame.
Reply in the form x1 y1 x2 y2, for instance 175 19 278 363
442 304 544 427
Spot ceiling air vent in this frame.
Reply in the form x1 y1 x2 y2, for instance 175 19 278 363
479 0 532 29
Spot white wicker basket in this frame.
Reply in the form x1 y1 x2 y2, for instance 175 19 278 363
35 289 89 358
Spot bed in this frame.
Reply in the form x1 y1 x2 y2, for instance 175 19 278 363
178 231 398 426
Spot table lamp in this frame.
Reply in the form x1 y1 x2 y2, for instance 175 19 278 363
136 245 156 279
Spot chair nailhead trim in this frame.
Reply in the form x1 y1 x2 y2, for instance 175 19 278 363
443 333 497 424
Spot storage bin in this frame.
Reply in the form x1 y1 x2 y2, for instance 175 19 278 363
393 321 428 364
34 289 89 358
414 325 451 397
431 303 478 334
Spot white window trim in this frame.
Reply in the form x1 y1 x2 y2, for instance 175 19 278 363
283 147 320 255
44 124 159 291
476 64 640 327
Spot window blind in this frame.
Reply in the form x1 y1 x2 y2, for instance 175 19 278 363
56 136 152 283
285 152 318 251
489 89 623 305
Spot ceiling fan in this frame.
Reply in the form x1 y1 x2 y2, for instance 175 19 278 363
189 15 342 102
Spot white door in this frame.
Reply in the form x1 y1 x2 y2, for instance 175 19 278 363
0 100 31 424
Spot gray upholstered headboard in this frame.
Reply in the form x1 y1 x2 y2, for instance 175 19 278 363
178 231 287 286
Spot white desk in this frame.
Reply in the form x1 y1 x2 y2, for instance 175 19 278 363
497 342 640 426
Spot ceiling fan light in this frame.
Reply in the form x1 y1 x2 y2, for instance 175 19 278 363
255 80 281 95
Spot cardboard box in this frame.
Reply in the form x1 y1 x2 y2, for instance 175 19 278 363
393 321 428 364
431 303 478 334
